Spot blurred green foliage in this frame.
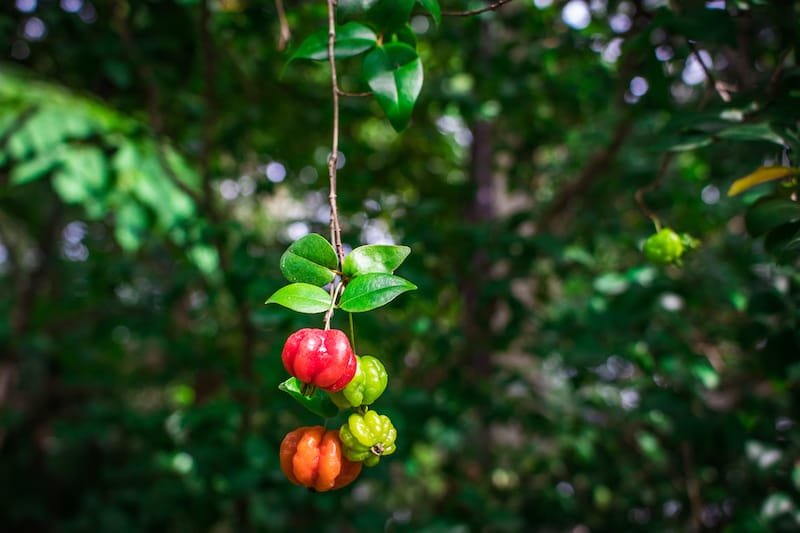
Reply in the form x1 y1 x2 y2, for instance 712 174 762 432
1 0 799 532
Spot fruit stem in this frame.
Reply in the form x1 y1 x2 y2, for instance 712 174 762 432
348 312 356 352
323 281 344 330
370 444 384 456
635 153 672 231
300 382 316 397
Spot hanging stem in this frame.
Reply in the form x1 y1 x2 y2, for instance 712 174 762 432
323 282 344 330
348 312 356 352
326 0 345 269
323 0 347 332
635 153 674 232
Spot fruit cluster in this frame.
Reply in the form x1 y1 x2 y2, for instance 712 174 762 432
278 328 396 491
266 234 414 492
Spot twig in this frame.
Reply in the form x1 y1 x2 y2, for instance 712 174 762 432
323 0 347 331
326 0 345 268
681 442 703 531
635 153 674 232
687 39 733 104
275 0 291 51
766 47 792 98
199 0 220 219
635 39 732 228
442 0 515 16
323 282 344 331
540 116 634 230
337 89 372 97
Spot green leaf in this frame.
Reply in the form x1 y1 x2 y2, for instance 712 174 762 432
418 0 441 25
362 43 423 131
280 233 338 286
343 244 411 277
189 244 220 276
716 124 786 146
368 0 415 30
278 377 339 419
266 283 333 314
337 0 381 15
762 222 800 263
339 273 416 312
652 134 714 152
114 202 149 251
286 22 377 64
52 146 108 204
393 24 418 49
10 150 62 185
745 196 800 237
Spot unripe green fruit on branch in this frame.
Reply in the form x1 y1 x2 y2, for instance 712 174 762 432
339 410 397 467
329 355 388 408
644 228 684 265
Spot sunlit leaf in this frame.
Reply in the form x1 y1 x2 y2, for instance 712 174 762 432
343 244 411 277
52 146 108 204
10 150 62 185
286 22 377 65
728 166 800 196
266 283 333 314
114 201 148 251
362 43 423 131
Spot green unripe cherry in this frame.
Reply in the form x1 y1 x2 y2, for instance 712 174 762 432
339 410 397 467
329 355 388 408
643 228 684 265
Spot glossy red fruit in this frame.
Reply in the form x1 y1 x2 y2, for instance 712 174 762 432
281 328 357 392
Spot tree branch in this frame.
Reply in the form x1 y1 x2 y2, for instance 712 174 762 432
336 89 372 97
275 0 291 51
687 39 734 104
324 0 346 329
681 442 704 531
442 0 515 16
635 152 673 232
540 116 635 230
200 0 217 188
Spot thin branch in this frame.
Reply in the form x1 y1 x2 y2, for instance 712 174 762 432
681 442 703 531
323 0 346 331
442 0 515 17
687 39 733 104
636 37 738 228
540 116 635 230
635 153 674 232
275 0 291 51
326 0 345 269
199 0 218 211
337 89 372 97
766 47 792 98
